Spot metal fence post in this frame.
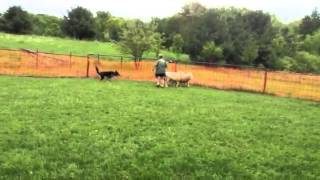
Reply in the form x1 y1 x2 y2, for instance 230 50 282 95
86 55 90 78
120 56 123 70
69 52 72 69
174 62 177 72
263 70 268 93
36 49 39 68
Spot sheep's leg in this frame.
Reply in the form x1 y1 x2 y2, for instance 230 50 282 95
176 81 180 87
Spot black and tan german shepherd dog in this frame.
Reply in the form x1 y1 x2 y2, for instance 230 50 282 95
95 66 120 80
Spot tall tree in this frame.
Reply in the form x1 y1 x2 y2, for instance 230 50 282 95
31 14 62 37
119 20 157 60
302 30 320 55
2 6 32 34
201 41 224 63
94 11 111 41
171 34 184 60
299 9 320 35
62 7 95 39
151 32 164 58
0 13 4 31
106 17 125 41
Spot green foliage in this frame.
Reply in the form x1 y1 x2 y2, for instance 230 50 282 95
1 6 32 34
106 17 126 42
279 52 320 73
302 30 320 55
61 7 96 39
94 11 111 41
170 33 184 60
150 32 164 58
278 56 297 71
240 36 259 65
159 51 190 63
0 14 4 31
180 2 207 16
0 76 319 179
299 9 320 35
31 14 62 37
201 41 224 63
119 20 157 60
292 51 320 73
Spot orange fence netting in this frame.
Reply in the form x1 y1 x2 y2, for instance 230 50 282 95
1 49 320 101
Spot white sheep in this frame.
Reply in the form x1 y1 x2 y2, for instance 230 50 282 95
165 71 193 87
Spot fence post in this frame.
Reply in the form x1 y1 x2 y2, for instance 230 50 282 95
86 55 90 78
36 49 39 68
69 52 72 69
120 56 123 70
174 61 177 72
263 70 268 93
97 54 100 64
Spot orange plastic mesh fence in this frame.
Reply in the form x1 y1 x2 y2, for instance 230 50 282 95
1 49 320 101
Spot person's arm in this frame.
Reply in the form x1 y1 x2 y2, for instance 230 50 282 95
153 61 158 72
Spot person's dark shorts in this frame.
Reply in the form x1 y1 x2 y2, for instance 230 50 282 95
155 73 166 78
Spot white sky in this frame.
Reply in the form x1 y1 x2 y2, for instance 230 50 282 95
0 0 319 23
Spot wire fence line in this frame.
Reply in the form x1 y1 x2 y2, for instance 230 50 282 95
0 48 320 101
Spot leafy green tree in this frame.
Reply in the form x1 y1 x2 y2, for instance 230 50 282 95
151 32 164 58
106 17 125 41
279 52 320 73
2 6 32 34
62 7 95 39
180 2 206 16
119 20 157 60
201 41 224 63
0 13 4 31
302 30 320 55
299 9 320 36
292 51 320 73
31 14 62 37
94 11 111 41
241 37 258 65
278 56 296 71
170 34 184 60
243 10 276 67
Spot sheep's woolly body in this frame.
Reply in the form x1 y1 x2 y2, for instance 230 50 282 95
166 72 193 87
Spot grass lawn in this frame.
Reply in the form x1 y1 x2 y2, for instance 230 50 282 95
0 33 190 62
0 76 319 179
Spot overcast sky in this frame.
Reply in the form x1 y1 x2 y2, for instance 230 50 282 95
0 0 319 23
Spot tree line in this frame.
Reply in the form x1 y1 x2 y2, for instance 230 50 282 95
1 4 320 73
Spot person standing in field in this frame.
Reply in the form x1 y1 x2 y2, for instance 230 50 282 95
153 55 167 87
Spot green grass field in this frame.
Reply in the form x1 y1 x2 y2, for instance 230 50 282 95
0 76 319 179
0 33 190 62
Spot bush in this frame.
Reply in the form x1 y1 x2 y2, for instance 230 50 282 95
279 52 320 73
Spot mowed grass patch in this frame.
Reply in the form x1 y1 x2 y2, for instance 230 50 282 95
0 33 190 62
0 76 319 179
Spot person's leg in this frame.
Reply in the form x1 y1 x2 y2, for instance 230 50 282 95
156 76 161 87
160 77 164 87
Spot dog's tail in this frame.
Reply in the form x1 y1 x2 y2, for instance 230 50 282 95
95 66 100 75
